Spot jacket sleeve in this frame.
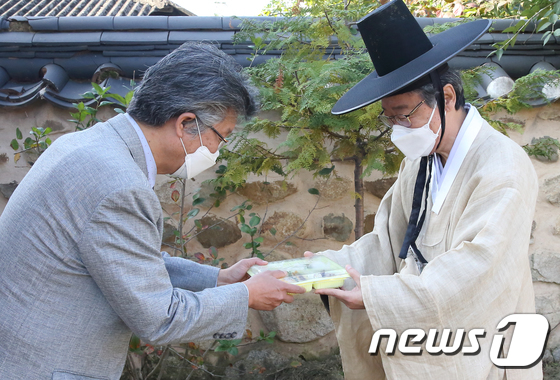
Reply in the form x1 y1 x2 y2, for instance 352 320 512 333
77 186 248 345
161 251 219 291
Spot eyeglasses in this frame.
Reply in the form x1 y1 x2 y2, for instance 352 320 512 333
183 119 229 145
207 125 228 145
378 100 425 128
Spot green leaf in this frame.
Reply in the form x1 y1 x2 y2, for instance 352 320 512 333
254 236 264 243
10 139 19 150
318 165 335 176
538 21 552 32
106 93 126 104
187 208 200 218
91 82 105 95
544 31 553 45
246 205 253 210
16 128 22 140
45 138 52 145
270 227 276 236
192 197 205 206
241 224 252 234
249 215 261 227
308 188 320 195
243 242 253 249
114 108 125 114
227 347 239 356
194 219 203 229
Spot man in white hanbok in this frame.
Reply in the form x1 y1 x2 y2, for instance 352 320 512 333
307 1 542 379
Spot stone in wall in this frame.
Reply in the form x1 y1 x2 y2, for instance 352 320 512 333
543 175 560 206
531 251 560 284
161 217 178 245
314 176 352 200
533 282 560 332
261 211 306 239
195 214 242 248
364 213 376 234
259 293 334 343
323 213 353 242
364 177 397 199
0 180 18 199
237 180 297 204
538 108 560 121
154 179 180 209
225 348 290 379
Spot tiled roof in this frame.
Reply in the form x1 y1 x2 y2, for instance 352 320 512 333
0 0 194 18
0 15 558 109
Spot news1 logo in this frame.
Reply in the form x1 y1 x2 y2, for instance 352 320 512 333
369 314 549 368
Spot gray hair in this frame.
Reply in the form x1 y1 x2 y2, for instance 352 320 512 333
127 42 259 132
412 69 465 111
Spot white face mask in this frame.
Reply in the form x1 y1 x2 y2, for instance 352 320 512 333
170 118 221 179
390 106 442 161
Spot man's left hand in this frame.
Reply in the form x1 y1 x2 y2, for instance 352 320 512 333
217 257 267 286
314 265 365 309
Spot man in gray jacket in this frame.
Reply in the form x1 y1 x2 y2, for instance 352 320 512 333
0 42 305 379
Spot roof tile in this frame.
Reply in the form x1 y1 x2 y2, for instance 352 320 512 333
168 31 233 44
58 16 114 31
113 16 169 30
0 32 34 46
33 32 102 46
101 31 168 45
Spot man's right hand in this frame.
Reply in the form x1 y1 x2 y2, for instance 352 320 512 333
244 270 306 311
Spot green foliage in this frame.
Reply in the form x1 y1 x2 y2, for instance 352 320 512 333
523 136 560 160
233 200 265 259
215 339 243 356
10 126 53 163
69 79 135 131
224 0 402 193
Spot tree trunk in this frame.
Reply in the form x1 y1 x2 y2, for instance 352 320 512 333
354 155 364 240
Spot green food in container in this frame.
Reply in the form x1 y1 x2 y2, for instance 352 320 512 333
247 256 350 293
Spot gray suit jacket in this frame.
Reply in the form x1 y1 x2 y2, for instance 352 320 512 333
0 114 249 379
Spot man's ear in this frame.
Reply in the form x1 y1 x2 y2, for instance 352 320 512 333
175 112 197 138
443 84 456 112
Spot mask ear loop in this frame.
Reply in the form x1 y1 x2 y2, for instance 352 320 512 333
429 70 446 150
195 117 204 146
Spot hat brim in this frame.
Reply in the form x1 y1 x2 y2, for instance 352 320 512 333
331 19 492 115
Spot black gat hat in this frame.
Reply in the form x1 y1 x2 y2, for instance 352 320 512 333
331 0 491 115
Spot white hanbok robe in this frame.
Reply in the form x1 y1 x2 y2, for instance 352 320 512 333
319 108 541 380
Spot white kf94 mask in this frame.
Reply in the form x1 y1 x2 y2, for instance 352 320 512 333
170 118 221 179
390 106 442 161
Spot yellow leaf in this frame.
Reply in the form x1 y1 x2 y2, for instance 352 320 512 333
14 153 20 163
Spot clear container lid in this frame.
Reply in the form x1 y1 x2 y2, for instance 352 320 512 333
247 255 350 288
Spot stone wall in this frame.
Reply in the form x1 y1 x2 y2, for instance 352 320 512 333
1 101 560 369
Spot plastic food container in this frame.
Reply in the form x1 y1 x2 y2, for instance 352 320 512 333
247 256 350 292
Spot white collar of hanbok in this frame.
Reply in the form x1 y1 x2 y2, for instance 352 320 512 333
431 104 483 214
